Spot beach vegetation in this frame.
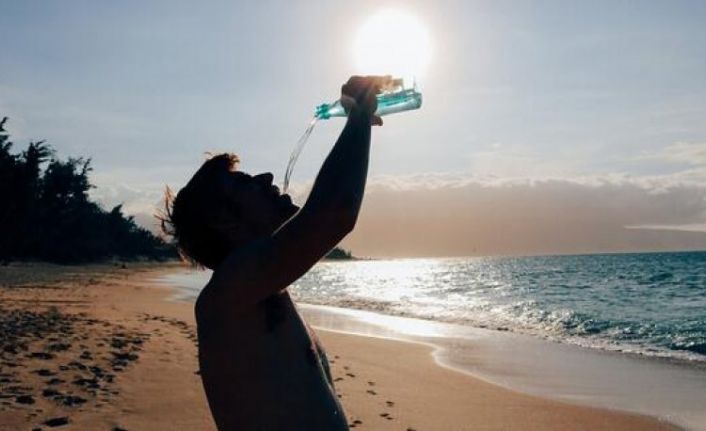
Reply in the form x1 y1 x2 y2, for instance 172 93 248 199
0 117 176 264
326 247 354 260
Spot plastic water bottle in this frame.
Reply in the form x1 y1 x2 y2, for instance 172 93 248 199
314 78 422 120
283 78 422 192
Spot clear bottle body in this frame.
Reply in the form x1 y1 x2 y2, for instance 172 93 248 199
315 81 422 120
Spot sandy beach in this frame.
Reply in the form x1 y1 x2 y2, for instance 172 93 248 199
0 263 678 430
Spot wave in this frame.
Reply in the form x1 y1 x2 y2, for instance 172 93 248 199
289 291 706 364
160 251 706 365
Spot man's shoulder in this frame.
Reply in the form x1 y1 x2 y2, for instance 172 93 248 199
195 236 298 323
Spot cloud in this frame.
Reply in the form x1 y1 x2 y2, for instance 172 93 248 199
89 157 706 257
338 173 706 257
89 181 164 233
658 142 706 166
465 146 584 178
633 142 706 184
626 223 706 233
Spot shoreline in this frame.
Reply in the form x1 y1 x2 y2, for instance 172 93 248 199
158 256 706 365
0 263 682 430
156 269 705 430
298 300 706 366
315 329 681 431
297 303 706 431
152 266 688 430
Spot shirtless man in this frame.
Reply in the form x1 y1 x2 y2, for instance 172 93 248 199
163 76 388 430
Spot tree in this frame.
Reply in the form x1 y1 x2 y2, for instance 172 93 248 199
0 117 177 263
326 247 354 260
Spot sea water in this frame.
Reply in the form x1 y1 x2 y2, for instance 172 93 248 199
289 251 706 362
161 251 706 362
156 250 706 430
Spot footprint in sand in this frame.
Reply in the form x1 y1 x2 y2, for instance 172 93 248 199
43 416 69 427
15 395 35 405
42 388 61 397
349 419 363 428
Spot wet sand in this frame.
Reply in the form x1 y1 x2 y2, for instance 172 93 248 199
0 263 678 430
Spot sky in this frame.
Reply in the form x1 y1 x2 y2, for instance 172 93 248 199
2 0 706 257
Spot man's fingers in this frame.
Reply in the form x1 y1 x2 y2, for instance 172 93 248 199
339 94 357 112
343 75 392 97
342 75 394 121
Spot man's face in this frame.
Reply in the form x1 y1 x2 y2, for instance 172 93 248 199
221 171 300 239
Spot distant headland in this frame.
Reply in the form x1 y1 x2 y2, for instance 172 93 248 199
325 247 356 260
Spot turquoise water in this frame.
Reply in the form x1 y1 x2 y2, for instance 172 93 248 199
164 251 706 363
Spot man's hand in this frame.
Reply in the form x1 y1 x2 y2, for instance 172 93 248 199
340 75 393 126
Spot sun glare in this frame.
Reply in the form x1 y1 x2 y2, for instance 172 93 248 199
353 9 431 83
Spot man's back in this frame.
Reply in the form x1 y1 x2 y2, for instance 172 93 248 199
196 287 348 430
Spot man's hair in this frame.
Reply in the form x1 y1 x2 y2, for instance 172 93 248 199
160 153 241 269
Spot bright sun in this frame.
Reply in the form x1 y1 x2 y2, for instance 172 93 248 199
353 9 431 83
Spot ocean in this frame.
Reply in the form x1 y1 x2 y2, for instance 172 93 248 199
156 250 706 429
164 250 706 363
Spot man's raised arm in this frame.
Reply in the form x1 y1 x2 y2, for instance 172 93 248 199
205 76 388 311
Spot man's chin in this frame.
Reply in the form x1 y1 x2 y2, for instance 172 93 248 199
284 202 300 219
278 195 300 220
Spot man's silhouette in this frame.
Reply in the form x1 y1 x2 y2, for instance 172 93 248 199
163 76 389 430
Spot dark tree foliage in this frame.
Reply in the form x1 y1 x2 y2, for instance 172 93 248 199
326 247 354 260
0 117 177 263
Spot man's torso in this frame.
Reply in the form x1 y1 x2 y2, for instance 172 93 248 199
195 288 348 431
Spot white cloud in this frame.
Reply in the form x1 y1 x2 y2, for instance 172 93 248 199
466 148 582 178
89 180 165 233
659 142 706 166
626 223 706 233
635 142 706 177
88 157 706 256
